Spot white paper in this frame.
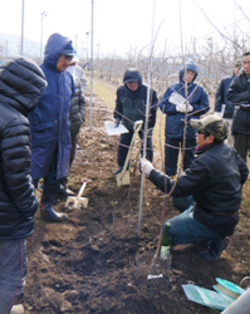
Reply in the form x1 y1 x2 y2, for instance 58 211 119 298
104 120 129 136
147 274 164 280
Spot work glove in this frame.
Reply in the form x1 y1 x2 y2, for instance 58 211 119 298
115 118 120 128
176 101 193 113
214 111 222 118
140 157 154 177
169 92 186 106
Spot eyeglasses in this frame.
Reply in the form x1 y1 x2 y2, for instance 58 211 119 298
197 130 205 134
61 55 73 63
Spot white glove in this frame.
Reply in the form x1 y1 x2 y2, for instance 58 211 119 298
187 103 193 112
169 92 186 106
140 157 154 176
176 101 193 113
214 111 222 117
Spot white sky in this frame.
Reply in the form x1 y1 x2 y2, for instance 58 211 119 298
0 0 250 58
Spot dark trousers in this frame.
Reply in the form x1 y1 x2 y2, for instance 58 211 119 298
165 137 196 176
0 239 27 314
234 132 250 162
33 148 59 206
117 130 153 167
60 132 79 189
69 132 78 167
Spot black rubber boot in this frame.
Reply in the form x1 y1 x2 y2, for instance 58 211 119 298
40 204 67 222
200 238 228 261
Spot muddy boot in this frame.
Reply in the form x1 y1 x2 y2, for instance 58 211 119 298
40 203 67 222
200 238 228 261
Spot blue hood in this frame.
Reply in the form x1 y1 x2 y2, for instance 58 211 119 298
44 33 73 70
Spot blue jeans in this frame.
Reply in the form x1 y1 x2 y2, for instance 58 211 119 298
0 239 27 314
166 196 219 245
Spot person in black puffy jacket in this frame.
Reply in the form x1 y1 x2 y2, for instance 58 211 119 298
0 57 47 313
227 50 250 161
140 115 249 261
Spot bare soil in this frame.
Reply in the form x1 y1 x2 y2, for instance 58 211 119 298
18 95 250 313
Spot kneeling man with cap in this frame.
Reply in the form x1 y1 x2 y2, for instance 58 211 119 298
140 115 249 261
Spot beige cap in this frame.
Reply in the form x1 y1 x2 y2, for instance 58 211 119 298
190 115 229 141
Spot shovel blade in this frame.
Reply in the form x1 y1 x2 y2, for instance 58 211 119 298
116 170 130 187
65 196 89 209
77 197 89 208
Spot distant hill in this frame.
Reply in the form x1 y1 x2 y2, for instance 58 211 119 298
0 32 40 61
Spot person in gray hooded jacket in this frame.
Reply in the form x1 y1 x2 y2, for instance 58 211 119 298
0 57 47 314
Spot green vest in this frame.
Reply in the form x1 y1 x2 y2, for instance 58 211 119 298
121 97 145 131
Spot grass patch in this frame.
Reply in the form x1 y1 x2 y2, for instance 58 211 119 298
92 78 117 109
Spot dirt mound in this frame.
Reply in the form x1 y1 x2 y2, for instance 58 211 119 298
18 96 250 313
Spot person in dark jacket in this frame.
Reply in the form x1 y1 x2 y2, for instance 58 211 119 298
227 50 250 162
113 67 158 174
0 57 47 313
140 115 248 261
214 61 242 145
58 62 86 196
28 33 75 222
159 60 210 177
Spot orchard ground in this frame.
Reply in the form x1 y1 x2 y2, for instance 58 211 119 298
17 83 250 313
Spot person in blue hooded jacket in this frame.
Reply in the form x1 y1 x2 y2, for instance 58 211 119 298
159 60 210 177
29 33 75 222
113 67 158 174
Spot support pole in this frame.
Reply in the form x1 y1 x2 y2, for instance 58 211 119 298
89 0 94 129
137 0 156 237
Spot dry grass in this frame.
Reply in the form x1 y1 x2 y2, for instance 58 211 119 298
92 78 117 109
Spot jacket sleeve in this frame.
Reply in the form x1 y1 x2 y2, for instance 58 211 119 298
215 80 224 112
79 87 86 122
114 88 123 120
80 71 88 94
227 76 250 104
149 158 209 197
1 117 38 218
191 86 210 116
148 169 173 193
159 88 178 115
